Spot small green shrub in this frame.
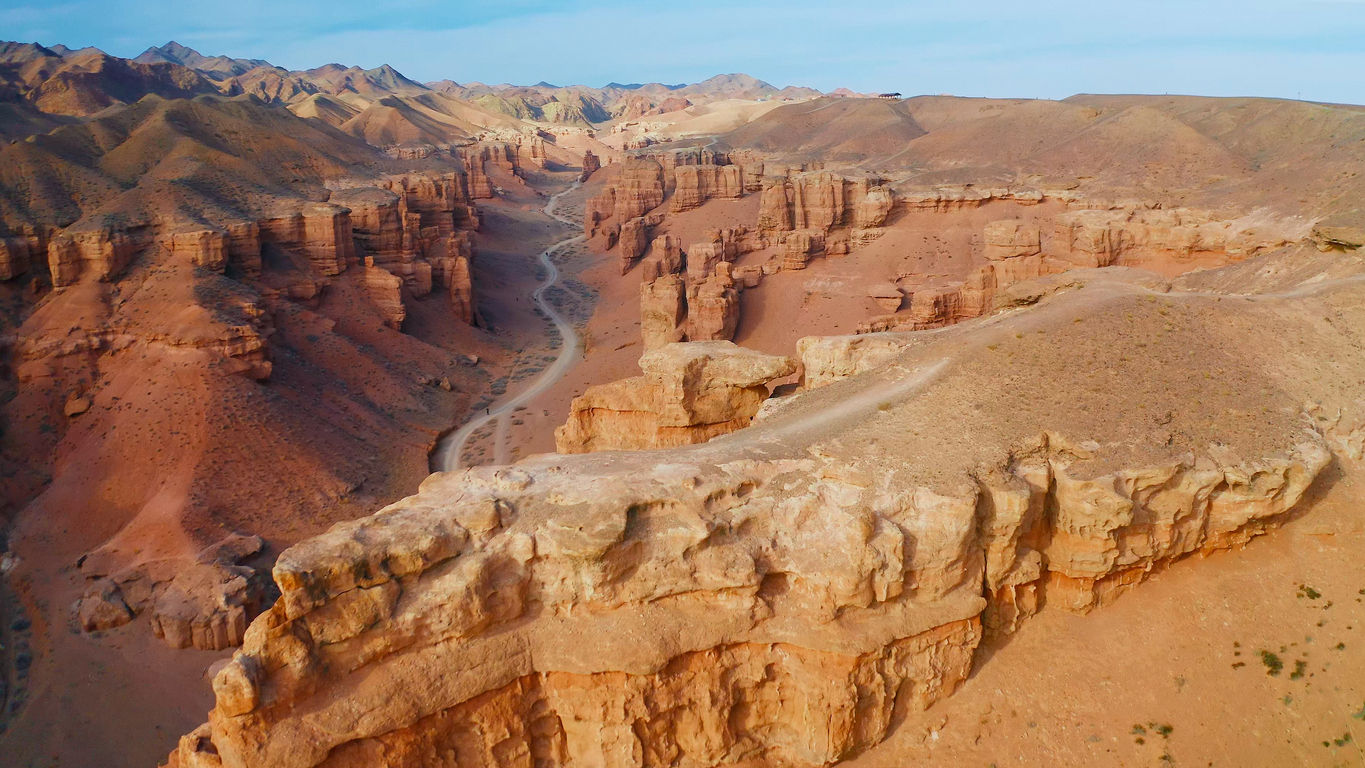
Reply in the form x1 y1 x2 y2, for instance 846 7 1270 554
1260 650 1283 676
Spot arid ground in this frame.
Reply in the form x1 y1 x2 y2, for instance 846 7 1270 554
0 39 1363 768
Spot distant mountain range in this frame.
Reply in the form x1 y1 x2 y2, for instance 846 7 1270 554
114 41 829 126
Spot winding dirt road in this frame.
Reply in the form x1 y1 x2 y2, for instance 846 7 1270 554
432 181 585 471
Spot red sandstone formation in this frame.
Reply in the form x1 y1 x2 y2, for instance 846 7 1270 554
6 41 1365 768
555 340 796 452
613 159 665 219
173 266 1362 768
47 225 153 287
983 220 1042 260
0 235 29 280
670 164 744 212
867 281 904 311
158 228 229 270
584 185 615 238
580 149 601 181
685 269 740 341
362 257 406 329
76 533 268 651
463 151 496 199
617 217 649 274
225 222 263 276
260 203 354 276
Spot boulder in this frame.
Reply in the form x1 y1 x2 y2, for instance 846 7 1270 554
77 578 134 632
149 563 266 651
555 341 796 452
867 281 904 312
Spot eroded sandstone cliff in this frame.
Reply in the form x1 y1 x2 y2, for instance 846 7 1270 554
172 266 1363 768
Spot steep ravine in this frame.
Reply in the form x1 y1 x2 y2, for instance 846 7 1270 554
432 182 586 471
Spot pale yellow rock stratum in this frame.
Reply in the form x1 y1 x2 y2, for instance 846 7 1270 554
173 260 1365 768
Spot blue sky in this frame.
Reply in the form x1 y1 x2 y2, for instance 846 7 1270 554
5 0 1365 103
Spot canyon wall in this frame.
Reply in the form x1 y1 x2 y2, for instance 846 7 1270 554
6 168 487 661
861 206 1298 334
167 238 1364 768
174 398 1332 768
25 169 484 332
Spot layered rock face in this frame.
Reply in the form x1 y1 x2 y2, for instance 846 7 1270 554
628 224 754 350
867 282 904 312
148 561 268 651
636 232 743 348
670 164 743 213
447 253 476 325
555 341 796 453
899 185 1045 212
853 184 894 230
685 267 740 341
173 272 1359 768
584 185 616 238
225 222 263 277
512 134 548 170
614 159 665 220
758 172 851 233
338 173 481 323
617 217 649 274
640 273 687 349
1050 207 1290 269
47 225 154 287
776 229 825 270
750 172 894 267
982 220 1041 261
160 228 230 271
463 150 496 199
861 206 1297 334
260 204 354 276
639 235 686 348
333 187 405 257
362 257 406 329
